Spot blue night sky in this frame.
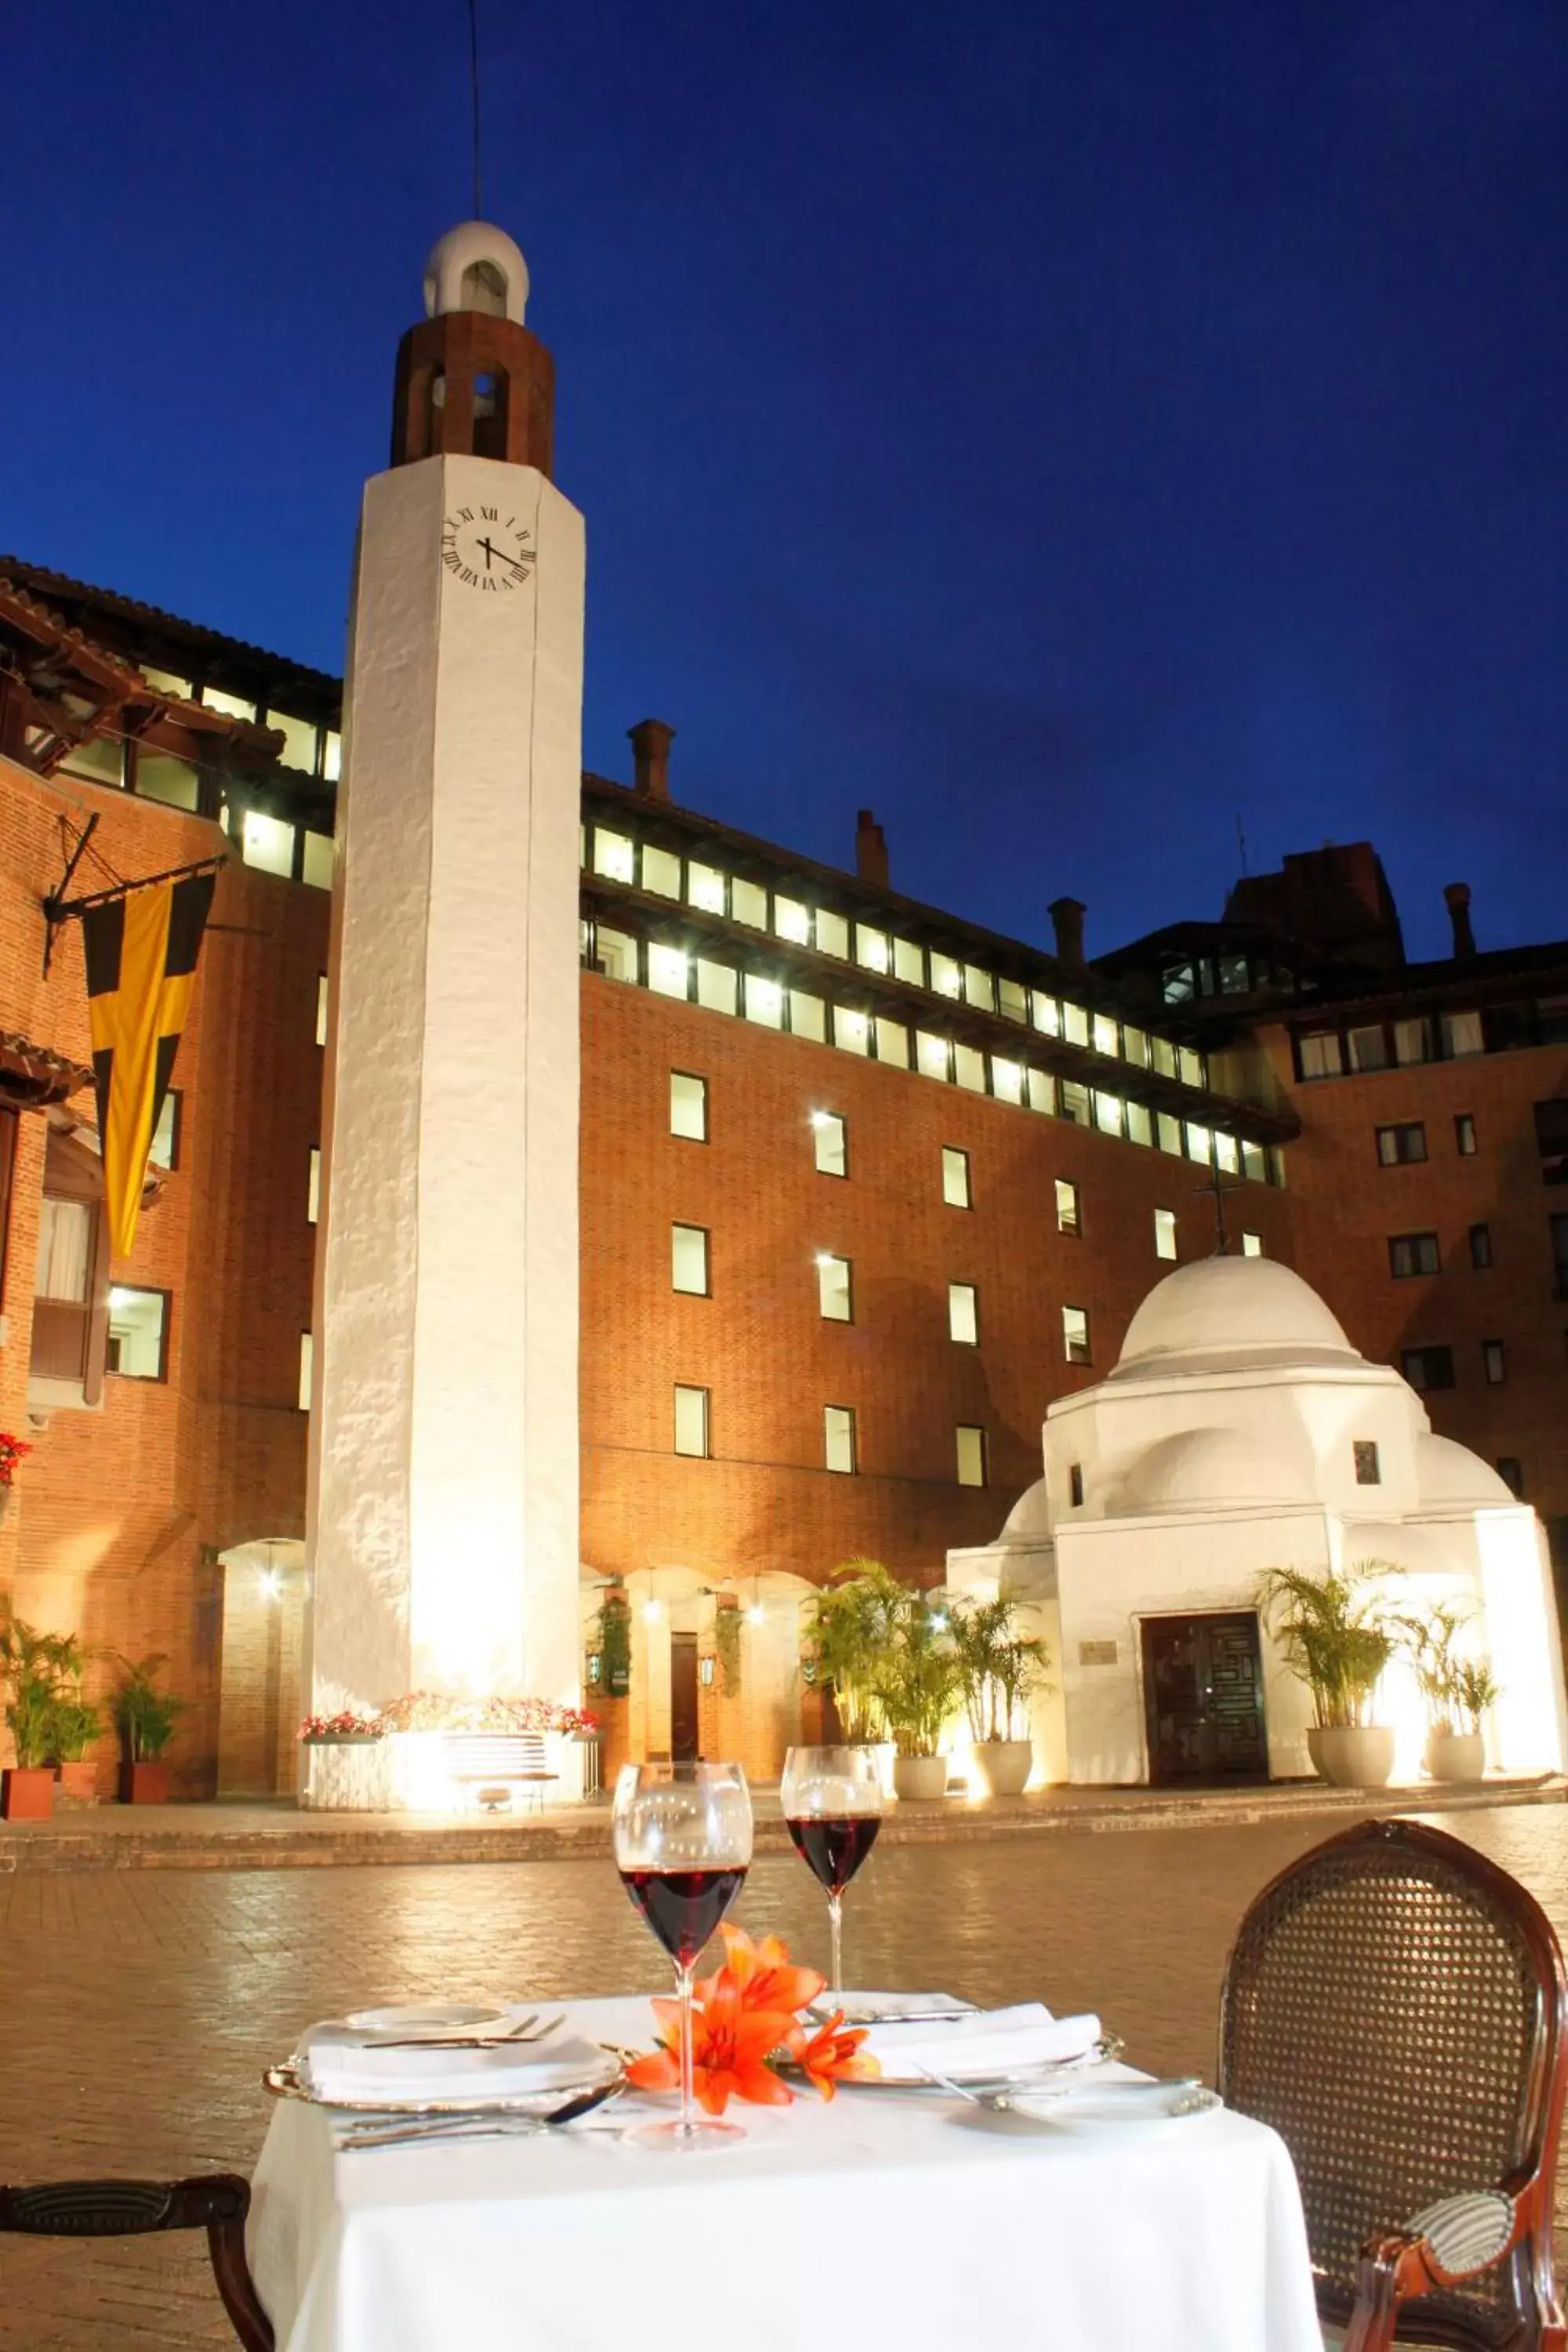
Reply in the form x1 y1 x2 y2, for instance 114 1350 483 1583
6 1 1566 962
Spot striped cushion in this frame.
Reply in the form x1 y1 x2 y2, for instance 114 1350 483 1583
1403 2189 1514 2276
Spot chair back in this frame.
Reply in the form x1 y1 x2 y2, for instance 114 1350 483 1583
1219 1817 1567 2344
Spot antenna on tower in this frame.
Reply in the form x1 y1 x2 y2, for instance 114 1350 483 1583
467 0 483 218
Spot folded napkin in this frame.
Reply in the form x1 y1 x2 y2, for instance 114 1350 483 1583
300 2020 611 2107
862 2003 1102 2079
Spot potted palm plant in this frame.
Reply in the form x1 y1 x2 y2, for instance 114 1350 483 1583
873 1588 962 1801
114 1653 187 1803
0 1611 76 1820
48 1693 104 1802
1258 1563 1399 1787
949 1592 1051 1796
1436 1657 1498 1784
801 1559 905 1754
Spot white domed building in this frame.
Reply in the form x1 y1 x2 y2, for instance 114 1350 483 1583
947 1256 1567 1788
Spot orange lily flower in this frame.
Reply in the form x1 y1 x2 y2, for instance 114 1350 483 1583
695 1923 826 2018
626 1978 798 2115
786 2010 881 2101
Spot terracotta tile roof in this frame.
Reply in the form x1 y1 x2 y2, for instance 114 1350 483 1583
0 1031 93 1108
0 557 341 699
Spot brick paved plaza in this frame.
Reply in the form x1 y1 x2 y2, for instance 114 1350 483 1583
4 1802 1568 2347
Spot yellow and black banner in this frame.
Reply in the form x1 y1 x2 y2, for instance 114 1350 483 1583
82 871 215 1261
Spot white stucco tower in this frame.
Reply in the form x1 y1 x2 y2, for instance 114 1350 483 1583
304 223 585 1748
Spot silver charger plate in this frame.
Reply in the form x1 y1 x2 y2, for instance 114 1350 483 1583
1004 2081 1222 2129
842 2032 1125 2092
263 2053 625 2121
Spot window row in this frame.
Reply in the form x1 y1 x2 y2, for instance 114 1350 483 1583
1390 1222 1512 1277
1377 1115 1480 1166
1297 995 1568 1083
59 750 336 888
670 1385 993 1484
583 837 1203 1081
1401 1341 1513 1394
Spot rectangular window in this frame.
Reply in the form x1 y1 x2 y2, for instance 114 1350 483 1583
997 977 1028 1022
964 964 994 1011
688 862 726 915
35 1195 93 1302
1534 1098 1568 1183
674 1385 710 1457
1214 1131 1239 1175
1376 1123 1427 1167
300 831 334 891
641 844 681 899
1153 1207 1178 1261
1389 1231 1440 1279
1185 1123 1212 1167
1032 992 1061 1036
1496 1455 1524 1498
855 924 889 974
916 1031 951 1082
646 942 688 997
1455 1113 1477 1156
242 810 295 878
1068 1462 1084 1508
1062 1003 1090 1049
1348 1025 1389 1073
1483 1339 1507 1385
597 926 641 985
307 1146 321 1225
150 1089 182 1170
789 990 826 1041
1539 997 1568 1047
953 1043 986 1093
1055 1178 1081 1236
1062 1305 1091 1365
316 973 329 1046
990 1057 1022 1105
107 1284 169 1381
1402 1345 1455 1392
731 877 768 929
1353 1440 1381 1486
1026 1068 1056 1116
136 753 199 810
1127 1101 1153 1148
1150 1036 1178 1079
892 938 924 988
775 896 811 946
1393 1017 1429 1066
816 1254 852 1322
1178 1047 1205 1090
1091 1012 1119 1058
874 1017 909 1068
1241 1231 1263 1258
1156 1111 1184 1156
1094 1091 1123 1138
670 1072 707 1142
956 1425 988 1487
671 1224 710 1295
298 1331 314 1412
833 1007 870 1056
812 1111 848 1177
815 909 849 960
1060 1081 1090 1127
593 827 635 884
948 1283 978 1345
0 1108 14 1305
930 952 961 1000
1443 1009 1485 1058
824 1404 856 1475
942 1147 971 1208
1298 1030 1343 1080
744 974 785 1028
1469 1222 1493 1270
1242 1141 1266 1183
696 960 738 1016
1123 1025 1149 1069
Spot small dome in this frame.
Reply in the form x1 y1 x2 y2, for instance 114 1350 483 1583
1111 1257 1361 1382
423 223 529 325
998 1476 1053 1544
1414 1434 1518 1509
1118 1425 1318 1515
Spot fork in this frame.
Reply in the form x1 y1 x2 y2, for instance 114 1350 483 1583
335 2079 624 2151
357 2012 548 2051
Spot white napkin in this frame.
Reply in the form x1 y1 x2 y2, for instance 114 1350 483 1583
300 2020 611 2107
862 2003 1102 2079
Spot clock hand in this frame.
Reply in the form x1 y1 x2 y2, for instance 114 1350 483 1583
475 535 503 569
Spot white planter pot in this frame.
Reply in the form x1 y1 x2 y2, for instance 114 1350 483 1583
1307 1726 1396 1788
892 1754 949 1802
970 1740 1033 1798
1428 1730 1486 1784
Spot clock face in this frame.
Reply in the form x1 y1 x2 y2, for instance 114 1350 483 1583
441 504 536 593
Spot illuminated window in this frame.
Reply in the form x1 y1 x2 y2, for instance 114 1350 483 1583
672 1225 710 1295
298 1332 314 1412
307 1147 321 1224
670 1072 707 1142
688 862 726 914
731 877 768 929
1154 1208 1177 1261
1092 1012 1118 1057
1348 1025 1388 1073
321 731 342 782
1443 1010 1484 1058
1157 1112 1184 1156
916 1032 951 1082
942 1147 971 1208
1298 1031 1343 1080
874 1017 909 1067
1242 1231 1263 1258
301 831 335 890
964 964 994 1010
1122 1026 1149 1068
1394 1018 1430 1066
1243 1141 1266 1182
1178 1047 1205 1088
1376 1123 1426 1167
696 960 737 1014
150 1090 181 1170
997 978 1028 1022
1483 1339 1507 1385
1214 1132 1240 1174
1127 1102 1152 1146
1185 1123 1212 1166
1059 1081 1090 1127
1062 1305 1091 1364
1055 1178 1080 1236
789 990 826 1040
593 828 634 884
930 953 961 1000
201 686 254 723
674 1385 710 1457
598 927 640 985
815 909 849 960
834 1007 870 1055
647 943 688 998
824 1405 856 1475
745 974 785 1028
641 844 681 898
990 1058 1023 1105
1150 1036 1178 1079
956 1425 988 1487
893 938 925 987
107 1285 169 1381
1455 1113 1477 1156
812 1112 847 1177
1025 1069 1055 1116
953 1044 985 1093
816 1254 852 1322
241 811 295 877
949 1283 978 1345
855 924 889 974
1062 1003 1088 1047
316 974 329 1046
775 896 811 946
1094 1092 1123 1137
1032 993 1061 1036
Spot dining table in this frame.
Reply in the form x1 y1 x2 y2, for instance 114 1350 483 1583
248 1993 1323 2352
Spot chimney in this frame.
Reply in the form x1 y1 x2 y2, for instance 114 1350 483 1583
1048 895 1087 969
628 717 675 803
855 808 889 890
1444 881 1476 959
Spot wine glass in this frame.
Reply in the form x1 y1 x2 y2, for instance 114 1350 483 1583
780 1744 884 1996
612 1760 753 2149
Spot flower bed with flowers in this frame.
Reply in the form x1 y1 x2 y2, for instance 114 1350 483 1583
0 1433 32 1486
626 1926 880 2116
377 1693 600 1738
298 1711 386 1744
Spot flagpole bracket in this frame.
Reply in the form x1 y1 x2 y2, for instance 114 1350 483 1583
42 846 227 977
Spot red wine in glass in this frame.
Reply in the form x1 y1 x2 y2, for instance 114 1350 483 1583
619 1865 747 1969
785 1814 880 1897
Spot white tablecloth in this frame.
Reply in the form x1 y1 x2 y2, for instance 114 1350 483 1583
249 1996 1322 2352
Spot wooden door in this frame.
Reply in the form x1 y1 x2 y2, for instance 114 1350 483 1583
1141 1613 1267 1785
670 1633 700 1762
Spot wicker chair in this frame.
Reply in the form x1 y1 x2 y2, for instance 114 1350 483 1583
1220 1817 1568 2352
0 2172 273 2349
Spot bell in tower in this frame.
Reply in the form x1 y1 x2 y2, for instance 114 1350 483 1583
390 222 555 474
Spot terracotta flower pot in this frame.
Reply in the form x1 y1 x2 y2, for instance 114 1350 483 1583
2 1766 55 1820
1428 1730 1486 1784
892 1754 948 1802
118 1761 171 1805
969 1740 1033 1798
54 1762 98 1802
1307 1726 1396 1788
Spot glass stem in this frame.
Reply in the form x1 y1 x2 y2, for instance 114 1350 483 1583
828 1893 844 1997
677 1962 696 2132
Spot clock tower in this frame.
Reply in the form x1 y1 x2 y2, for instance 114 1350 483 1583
303 224 585 1793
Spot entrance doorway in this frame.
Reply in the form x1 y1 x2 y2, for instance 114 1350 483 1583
670 1632 700 1762
1141 1613 1267 1785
